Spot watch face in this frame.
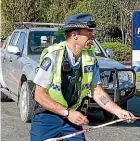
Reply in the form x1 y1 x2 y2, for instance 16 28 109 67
63 109 69 117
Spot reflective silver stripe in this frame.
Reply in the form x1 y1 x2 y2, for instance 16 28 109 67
52 50 60 74
70 102 81 109
82 84 89 90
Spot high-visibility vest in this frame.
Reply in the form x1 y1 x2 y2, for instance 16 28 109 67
40 41 95 110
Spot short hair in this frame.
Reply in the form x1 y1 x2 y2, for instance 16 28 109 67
65 28 80 39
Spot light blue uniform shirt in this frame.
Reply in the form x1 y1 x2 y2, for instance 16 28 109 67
34 46 101 88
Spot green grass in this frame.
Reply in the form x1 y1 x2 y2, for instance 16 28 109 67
135 85 140 96
136 73 140 82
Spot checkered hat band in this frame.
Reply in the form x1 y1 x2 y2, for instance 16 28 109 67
59 23 89 29
51 84 61 91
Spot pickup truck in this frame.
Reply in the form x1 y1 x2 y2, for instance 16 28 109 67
0 26 136 123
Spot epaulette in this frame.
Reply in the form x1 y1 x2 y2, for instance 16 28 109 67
39 41 66 63
47 41 66 53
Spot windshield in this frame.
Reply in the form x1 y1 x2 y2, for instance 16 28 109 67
28 31 66 54
92 40 106 57
28 31 106 57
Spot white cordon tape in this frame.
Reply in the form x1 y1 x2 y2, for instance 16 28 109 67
45 117 140 141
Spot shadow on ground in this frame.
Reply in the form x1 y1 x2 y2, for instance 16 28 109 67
86 96 140 127
1 98 14 102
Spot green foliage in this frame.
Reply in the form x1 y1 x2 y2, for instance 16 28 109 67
136 75 140 96
1 20 14 38
1 0 140 41
66 0 93 16
136 73 140 82
101 42 131 61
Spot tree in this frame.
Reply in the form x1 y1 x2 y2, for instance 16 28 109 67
1 0 140 44
1 0 42 37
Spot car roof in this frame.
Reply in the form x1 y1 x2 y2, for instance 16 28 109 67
14 27 58 32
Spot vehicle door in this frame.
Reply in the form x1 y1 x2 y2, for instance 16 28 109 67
8 32 26 94
2 32 20 89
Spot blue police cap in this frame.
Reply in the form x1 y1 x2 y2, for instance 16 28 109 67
55 13 97 35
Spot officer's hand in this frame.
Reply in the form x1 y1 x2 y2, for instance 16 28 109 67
116 109 136 123
67 110 89 126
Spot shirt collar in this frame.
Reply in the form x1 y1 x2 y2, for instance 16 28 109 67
66 45 81 66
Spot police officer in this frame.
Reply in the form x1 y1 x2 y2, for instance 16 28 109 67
30 13 136 141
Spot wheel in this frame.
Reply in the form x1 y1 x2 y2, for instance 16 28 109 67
19 81 35 123
0 83 8 101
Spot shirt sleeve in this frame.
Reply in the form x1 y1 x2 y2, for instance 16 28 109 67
33 55 54 88
91 57 102 86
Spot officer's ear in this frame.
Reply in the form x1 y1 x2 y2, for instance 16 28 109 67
71 30 79 40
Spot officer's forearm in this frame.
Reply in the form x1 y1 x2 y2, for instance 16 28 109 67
34 85 66 116
90 85 122 116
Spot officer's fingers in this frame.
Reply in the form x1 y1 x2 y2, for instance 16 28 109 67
83 117 89 124
75 112 88 125
75 120 81 126
79 113 87 120
76 119 88 126
75 118 83 125
123 111 134 123
79 115 89 124
128 112 136 122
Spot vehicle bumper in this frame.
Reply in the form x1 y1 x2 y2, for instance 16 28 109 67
88 86 136 110
86 68 136 111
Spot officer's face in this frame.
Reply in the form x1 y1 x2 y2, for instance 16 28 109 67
76 29 94 49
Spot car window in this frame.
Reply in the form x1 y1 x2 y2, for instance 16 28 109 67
9 31 19 46
92 40 106 57
17 32 26 52
28 31 65 54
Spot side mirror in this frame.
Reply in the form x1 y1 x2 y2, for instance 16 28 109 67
105 48 114 57
7 45 20 55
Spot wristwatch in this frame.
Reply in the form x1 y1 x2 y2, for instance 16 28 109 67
62 108 69 118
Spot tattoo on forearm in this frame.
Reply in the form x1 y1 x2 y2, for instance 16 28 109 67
99 96 109 105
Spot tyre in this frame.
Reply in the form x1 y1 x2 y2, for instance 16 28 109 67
0 83 8 101
19 81 35 123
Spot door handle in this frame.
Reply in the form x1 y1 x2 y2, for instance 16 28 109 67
2 57 6 63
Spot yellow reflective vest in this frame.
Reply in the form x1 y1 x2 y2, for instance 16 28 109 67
40 41 95 110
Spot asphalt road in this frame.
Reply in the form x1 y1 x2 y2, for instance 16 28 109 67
1 96 140 141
